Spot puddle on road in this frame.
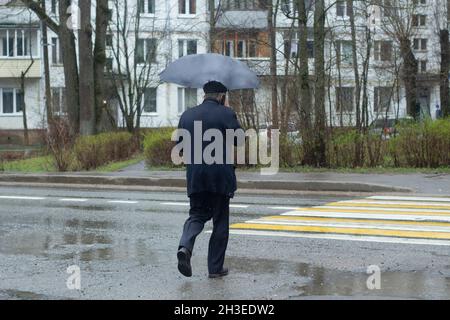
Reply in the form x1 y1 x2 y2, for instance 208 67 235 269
294 263 450 299
0 215 158 265
45 204 112 212
226 256 450 299
0 289 56 300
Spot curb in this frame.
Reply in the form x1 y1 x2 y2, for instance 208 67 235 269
0 174 413 193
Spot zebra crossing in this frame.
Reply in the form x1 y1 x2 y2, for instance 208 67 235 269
230 195 450 246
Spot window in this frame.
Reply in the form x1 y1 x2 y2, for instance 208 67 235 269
16 90 24 113
412 14 426 27
0 29 38 58
51 37 63 64
374 87 393 113
1 30 14 57
106 34 113 47
51 0 57 14
284 39 314 59
248 39 257 58
2 89 14 114
225 40 234 57
178 39 197 58
179 0 196 15
236 40 245 58
284 31 314 59
219 34 264 59
105 58 113 71
374 40 392 61
107 9 113 21
377 0 393 17
143 88 157 113
178 88 197 113
336 87 354 112
413 38 427 51
138 0 155 14
51 88 67 116
336 0 352 17
419 60 427 73
16 31 29 56
223 0 268 10
0 88 23 115
336 40 353 65
136 38 157 63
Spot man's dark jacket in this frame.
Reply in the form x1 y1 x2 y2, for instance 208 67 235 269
177 97 242 198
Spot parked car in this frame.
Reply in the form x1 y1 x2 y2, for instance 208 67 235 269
369 117 413 140
369 118 396 140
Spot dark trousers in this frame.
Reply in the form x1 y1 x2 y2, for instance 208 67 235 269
179 192 230 274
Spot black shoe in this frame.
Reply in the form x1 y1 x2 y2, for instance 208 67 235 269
177 247 192 277
209 268 229 279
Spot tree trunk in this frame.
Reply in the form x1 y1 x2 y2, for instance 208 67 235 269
59 0 80 135
20 73 29 146
349 0 362 166
313 0 327 167
268 2 279 130
79 0 96 136
209 0 216 52
40 0 53 124
440 29 449 117
296 0 314 165
94 0 110 131
400 38 418 119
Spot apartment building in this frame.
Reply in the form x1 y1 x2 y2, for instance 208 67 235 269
0 0 447 139
0 4 42 142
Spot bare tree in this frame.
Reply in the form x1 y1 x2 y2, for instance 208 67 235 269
268 0 280 130
433 0 450 117
380 0 420 119
108 0 164 133
313 0 327 166
94 0 110 131
79 0 96 135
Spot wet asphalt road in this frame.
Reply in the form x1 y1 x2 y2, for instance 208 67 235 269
0 185 449 300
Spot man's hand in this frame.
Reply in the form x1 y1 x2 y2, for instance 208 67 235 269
224 94 230 108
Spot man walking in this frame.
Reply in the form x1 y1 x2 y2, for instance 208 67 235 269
176 81 242 279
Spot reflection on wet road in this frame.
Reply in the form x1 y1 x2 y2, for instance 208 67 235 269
0 185 449 300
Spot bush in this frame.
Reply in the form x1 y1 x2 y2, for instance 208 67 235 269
73 131 136 170
45 118 74 172
143 128 176 167
390 119 450 167
279 133 303 167
327 129 362 168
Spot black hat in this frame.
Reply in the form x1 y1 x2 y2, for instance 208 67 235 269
203 81 228 94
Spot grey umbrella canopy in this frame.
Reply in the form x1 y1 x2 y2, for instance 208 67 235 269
159 53 260 90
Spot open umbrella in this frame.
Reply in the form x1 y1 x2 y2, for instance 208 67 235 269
159 53 260 90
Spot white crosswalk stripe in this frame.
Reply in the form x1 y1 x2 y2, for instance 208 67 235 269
230 195 450 246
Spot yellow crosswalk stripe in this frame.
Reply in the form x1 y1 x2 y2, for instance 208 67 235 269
231 196 450 244
230 223 450 240
261 216 450 227
295 207 450 216
326 202 450 210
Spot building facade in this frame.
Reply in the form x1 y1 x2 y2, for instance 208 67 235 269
0 0 447 139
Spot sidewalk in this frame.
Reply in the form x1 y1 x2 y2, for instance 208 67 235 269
1 160 449 194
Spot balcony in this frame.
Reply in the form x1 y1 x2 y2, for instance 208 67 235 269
0 28 41 77
0 58 41 78
216 10 268 30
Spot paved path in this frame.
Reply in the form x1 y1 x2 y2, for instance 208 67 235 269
111 162 450 195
